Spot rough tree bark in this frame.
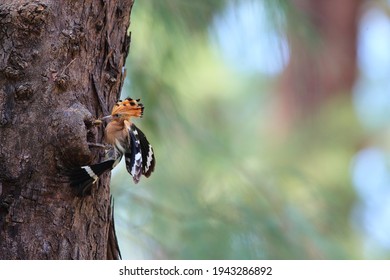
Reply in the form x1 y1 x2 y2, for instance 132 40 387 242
0 0 134 259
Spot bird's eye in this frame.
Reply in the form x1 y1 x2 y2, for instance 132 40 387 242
130 101 136 106
114 114 119 117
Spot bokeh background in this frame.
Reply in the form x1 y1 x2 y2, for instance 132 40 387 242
111 0 390 259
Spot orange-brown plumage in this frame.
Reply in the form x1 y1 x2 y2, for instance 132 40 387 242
105 119 129 146
104 97 144 146
110 97 144 119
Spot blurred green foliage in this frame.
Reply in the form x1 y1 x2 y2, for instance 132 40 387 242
111 0 365 259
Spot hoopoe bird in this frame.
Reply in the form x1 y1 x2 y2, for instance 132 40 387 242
69 98 155 196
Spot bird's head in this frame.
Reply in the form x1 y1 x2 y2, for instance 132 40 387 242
101 98 144 122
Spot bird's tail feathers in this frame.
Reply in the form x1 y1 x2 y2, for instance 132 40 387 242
67 160 116 196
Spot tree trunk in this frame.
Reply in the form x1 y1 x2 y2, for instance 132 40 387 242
0 0 133 259
276 0 361 128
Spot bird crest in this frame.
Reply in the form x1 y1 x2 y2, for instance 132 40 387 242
111 97 144 118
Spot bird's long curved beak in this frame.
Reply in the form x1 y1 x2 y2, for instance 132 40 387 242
93 115 112 125
100 115 112 120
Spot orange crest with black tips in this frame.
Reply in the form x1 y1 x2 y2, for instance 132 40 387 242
111 97 144 118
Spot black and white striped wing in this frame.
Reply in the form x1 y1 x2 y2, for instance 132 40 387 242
125 123 155 183
126 124 142 183
135 124 155 177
